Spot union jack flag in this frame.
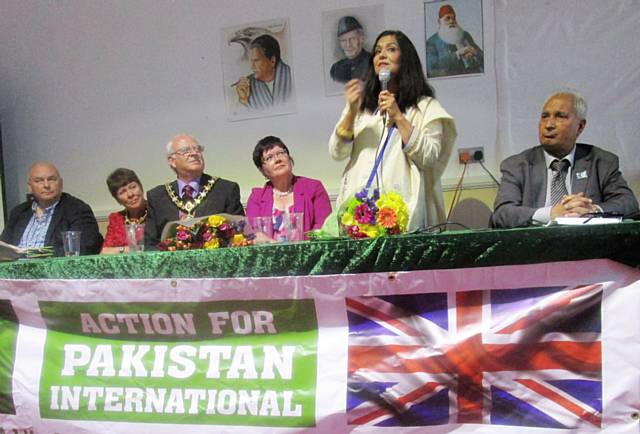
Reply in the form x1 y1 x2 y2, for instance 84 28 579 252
346 284 603 428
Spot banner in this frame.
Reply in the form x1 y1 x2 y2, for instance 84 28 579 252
0 258 639 433
39 300 317 427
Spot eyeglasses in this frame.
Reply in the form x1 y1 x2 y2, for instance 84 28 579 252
262 150 288 165
171 145 205 156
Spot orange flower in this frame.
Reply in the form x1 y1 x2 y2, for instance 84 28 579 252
376 207 397 229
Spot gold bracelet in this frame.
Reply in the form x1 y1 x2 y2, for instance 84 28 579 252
336 125 354 141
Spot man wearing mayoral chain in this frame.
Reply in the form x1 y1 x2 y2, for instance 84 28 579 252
144 133 244 248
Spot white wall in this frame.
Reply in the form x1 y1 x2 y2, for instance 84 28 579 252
494 0 640 187
0 0 637 221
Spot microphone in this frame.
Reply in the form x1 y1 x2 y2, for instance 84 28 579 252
379 68 391 91
378 69 391 123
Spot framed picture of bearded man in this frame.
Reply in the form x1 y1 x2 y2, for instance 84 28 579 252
424 0 484 78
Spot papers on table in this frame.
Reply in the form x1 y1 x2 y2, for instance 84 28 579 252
0 241 55 261
0 241 26 261
552 216 623 226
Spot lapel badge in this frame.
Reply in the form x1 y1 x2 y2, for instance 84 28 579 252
576 170 588 180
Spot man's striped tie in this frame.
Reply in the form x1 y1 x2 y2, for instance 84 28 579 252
550 159 569 205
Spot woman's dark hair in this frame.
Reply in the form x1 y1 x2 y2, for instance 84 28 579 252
106 168 142 199
361 30 434 114
252 136 293 169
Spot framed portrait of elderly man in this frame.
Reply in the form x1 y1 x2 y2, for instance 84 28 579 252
424 0 484 79
322 5 384 96
221 18 297 121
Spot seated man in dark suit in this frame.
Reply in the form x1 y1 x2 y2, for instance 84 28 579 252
0 161 103 256
144 133 245 248
491 90 638 228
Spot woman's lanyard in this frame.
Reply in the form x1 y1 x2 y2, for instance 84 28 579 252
365 125 396 190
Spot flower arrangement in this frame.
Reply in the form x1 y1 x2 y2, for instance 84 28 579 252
339 188 409 239
158 215 252 251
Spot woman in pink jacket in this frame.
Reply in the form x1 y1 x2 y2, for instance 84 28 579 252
246 136 332 240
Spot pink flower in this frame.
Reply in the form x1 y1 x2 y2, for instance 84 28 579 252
354 204 374 225
160 217 251 251
387 226 401 235
347 225 369 239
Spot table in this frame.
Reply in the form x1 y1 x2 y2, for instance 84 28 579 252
0 222 638 279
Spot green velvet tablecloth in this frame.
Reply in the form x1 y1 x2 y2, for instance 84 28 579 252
0 222 639 279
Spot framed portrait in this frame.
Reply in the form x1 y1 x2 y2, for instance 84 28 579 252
221 18 297 121
321 5 384 96
424 0 484 79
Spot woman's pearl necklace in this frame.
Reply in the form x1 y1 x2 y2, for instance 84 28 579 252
273 187 293 197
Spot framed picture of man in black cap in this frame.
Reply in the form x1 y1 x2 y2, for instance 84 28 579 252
322 6 384 95
330 16 370 84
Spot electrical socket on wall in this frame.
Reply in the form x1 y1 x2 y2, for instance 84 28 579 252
458 147 485 164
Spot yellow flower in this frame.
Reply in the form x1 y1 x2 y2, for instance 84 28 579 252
232 234 246 246
207 215 226 228
376 192 409 232
376 192 402 209
204 238 220 249
341 212 355 227
360 223 381 239
397 208 409 231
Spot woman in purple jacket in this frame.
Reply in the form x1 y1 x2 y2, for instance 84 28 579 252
246 136 332 239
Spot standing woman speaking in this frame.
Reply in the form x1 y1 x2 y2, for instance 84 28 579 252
329 30 457 230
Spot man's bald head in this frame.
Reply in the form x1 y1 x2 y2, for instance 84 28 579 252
28 161 63 208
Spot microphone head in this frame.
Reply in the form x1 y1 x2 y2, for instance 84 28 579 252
378 68 391 90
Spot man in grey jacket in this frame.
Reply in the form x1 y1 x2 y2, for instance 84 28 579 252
491 90 638 228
